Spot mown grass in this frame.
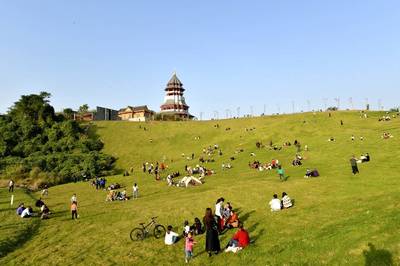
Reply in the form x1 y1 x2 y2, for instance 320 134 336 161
0 111 399 265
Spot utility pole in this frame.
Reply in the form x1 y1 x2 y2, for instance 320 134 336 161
378 99 383 110
307 100 311 112
236 107 240 118
334 97 340 110
323 98 328 111
250 106 254 117
263 104 266 115
349 97 354 110
199 112 203 121
291 101 295 114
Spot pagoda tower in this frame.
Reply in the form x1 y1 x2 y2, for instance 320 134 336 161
160 73 191 118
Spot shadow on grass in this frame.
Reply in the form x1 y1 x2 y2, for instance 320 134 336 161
240 210 256 223
363 243 393 266
0 188 43 258
0 219 40 258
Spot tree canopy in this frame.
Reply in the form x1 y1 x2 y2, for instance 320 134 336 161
0 92 115 188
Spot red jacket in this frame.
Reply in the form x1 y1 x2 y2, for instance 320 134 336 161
233 229 250 247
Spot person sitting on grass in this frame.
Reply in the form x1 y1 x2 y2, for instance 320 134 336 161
225 208 239 229
269 194 281 212
21 206 33 218
281 192 293 209
35 198 45 208
41 204 50 219
225 223 250 253
165 225 180 245
183 220 191 237
191 217 204 235
16 203 25 216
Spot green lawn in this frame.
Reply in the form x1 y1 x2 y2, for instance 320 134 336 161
1 111 399 265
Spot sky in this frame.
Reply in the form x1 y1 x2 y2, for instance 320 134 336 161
0 0 399 119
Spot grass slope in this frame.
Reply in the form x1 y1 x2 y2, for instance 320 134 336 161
1 111 399 265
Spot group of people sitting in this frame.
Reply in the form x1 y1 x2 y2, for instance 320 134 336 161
304 169 320 178
16 198 51 219
105 189 129 201
221 163 232 170
249 159 280 171
215 198 240 232
269 192 293 211
166 172 181 186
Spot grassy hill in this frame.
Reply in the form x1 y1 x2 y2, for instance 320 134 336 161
1 111 399 265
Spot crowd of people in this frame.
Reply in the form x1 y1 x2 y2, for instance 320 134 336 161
163 196 251 262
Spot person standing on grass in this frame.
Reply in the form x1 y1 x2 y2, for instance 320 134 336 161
71 201 78 219
350 155 359 175
277 166 286 181
8 179 14 193
203 208 221 257
133 183 139 199
184 231 196 263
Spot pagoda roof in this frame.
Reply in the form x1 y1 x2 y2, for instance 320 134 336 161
167 73 182 86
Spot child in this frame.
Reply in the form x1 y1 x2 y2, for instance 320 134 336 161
185 232 196 263
183 220 190 237
71 201 78 219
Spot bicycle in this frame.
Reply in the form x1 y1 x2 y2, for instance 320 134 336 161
130 216 166 241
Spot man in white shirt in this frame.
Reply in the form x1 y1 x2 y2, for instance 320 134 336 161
71 194 77 204
269 194 281 212
164 225 179 245
21 207 32 218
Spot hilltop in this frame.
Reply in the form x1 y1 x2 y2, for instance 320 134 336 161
1 111 399 265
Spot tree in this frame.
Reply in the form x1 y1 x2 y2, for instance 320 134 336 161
78 104 89 114
0 93 115 187
63 108 75 120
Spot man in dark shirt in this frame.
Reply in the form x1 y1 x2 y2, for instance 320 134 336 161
350 155 359 175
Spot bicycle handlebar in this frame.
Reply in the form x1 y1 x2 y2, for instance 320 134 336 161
151 216 158 220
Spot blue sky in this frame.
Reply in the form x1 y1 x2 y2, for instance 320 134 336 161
0 0 399 118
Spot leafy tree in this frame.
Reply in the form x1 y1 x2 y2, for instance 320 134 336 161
0 93 115 188
63 108 75 120
78 104 89 114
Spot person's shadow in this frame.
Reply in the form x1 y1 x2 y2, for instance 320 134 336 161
363 243 393 266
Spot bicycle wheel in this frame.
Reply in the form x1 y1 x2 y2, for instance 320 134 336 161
130 228 145 241
153 225 166 239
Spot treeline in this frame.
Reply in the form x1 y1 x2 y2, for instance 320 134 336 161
0 92 116 188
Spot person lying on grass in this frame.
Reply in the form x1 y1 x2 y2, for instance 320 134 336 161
16 203 25 216
165 225 180 245
225 223 250 253
21 206 33 218
304 169 320 178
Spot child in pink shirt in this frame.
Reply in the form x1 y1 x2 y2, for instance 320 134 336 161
185 232 196 263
